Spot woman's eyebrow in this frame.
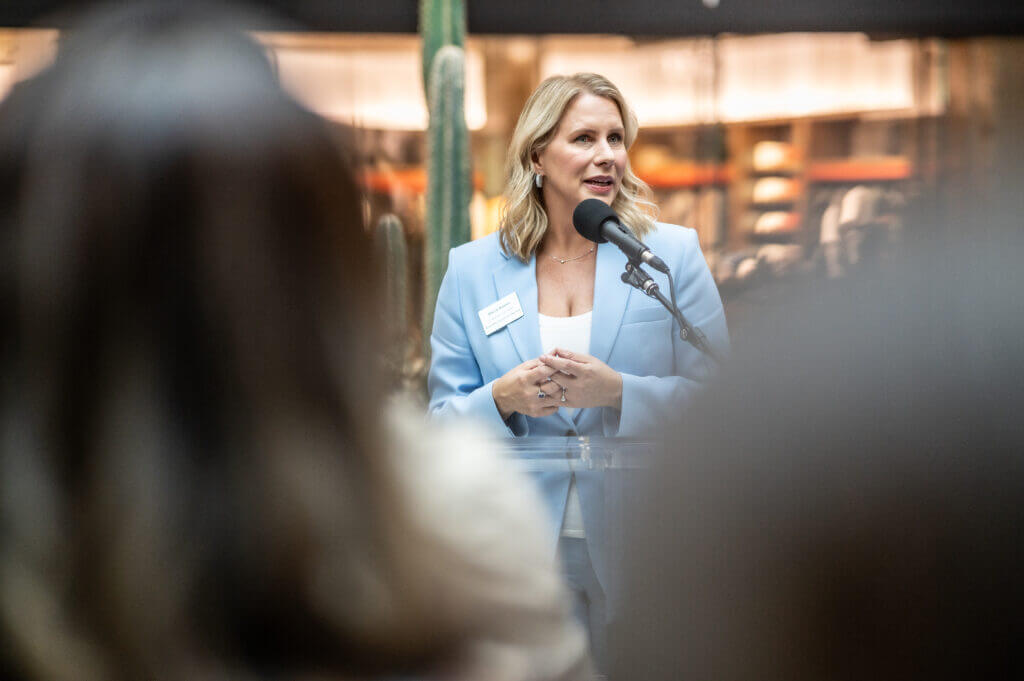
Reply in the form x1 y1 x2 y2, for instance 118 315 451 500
566 126 624 135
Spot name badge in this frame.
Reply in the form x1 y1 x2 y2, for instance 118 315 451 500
478 292 524 335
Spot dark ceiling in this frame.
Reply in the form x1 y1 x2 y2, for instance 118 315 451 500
4 0 1023 36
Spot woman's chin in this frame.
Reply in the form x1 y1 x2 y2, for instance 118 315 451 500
581 188 616 205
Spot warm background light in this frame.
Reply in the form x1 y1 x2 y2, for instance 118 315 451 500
263 34 487 131
0 29 58 99
540 33 943 126
0 31 939 128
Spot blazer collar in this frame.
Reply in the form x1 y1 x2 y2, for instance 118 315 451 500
490 241 632 365
492 252 573 431
589 241 632 366
492 248 541 366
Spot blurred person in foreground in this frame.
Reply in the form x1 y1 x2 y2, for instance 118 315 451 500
0 3 589 680
611 207 1024 678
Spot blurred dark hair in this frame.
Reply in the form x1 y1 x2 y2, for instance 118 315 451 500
613 230 1024 679
1 3 438 680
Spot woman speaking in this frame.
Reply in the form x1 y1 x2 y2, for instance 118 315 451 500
428 72 729 438
427 72 729 669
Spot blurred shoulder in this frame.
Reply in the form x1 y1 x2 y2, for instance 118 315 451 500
383 397 590 677
384 396 548 536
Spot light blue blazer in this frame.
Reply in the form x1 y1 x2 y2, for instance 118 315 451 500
427 222 729 595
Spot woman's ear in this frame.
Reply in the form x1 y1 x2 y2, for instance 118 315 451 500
530 150 542 175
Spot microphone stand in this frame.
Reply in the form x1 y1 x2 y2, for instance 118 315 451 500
620 260 722 365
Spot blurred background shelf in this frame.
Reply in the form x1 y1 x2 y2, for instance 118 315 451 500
362 168 485 194
636 163 733 189
806 156 913 182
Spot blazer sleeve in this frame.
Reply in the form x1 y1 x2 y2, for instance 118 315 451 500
427 249 527 437
602 228 730 437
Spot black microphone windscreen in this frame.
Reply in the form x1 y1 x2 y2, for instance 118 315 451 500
573 198 617 243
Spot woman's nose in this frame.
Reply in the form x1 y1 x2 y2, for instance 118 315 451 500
593 140 614 165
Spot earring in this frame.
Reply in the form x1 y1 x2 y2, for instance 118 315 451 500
534 173 543 189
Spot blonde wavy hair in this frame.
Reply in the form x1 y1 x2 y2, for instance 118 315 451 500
498 73 657 261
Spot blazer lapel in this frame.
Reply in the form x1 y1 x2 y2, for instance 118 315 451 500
493 248 576 433
588 242 632 366
492 251 541 366
571 242 632 429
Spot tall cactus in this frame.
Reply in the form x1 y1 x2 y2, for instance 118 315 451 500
420 0 465 92
421 44 471 349
375 213 408 379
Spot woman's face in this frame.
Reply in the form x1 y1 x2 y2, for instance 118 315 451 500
533 92 628 219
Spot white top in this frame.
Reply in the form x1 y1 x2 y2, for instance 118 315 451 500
538 311 592 539
538 311 592 378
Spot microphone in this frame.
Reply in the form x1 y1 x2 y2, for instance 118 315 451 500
572 198 669 273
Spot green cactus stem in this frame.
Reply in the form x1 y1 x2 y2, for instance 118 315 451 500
375 213 408 375
419 0 465 92
422 45 471 350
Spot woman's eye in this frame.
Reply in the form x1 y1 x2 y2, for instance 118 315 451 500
574 134 592 144
609 133 623 144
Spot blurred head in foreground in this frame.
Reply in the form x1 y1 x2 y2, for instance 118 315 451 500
0 3 458 680
613 222 1024 679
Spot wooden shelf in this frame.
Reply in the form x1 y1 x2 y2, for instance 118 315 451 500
637 163 733 189
806 157 911 182
749 166 802 176
361 168 484 194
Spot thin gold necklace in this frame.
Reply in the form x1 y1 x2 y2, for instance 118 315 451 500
546 245 595 264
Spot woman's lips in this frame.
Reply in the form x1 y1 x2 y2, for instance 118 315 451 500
584 178 614 193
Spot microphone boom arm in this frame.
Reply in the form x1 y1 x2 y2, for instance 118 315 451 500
620 260 722 365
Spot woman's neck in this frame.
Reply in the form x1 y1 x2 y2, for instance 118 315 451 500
539 212 592 257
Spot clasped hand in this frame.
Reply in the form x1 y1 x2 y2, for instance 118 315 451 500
492 349 622 419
